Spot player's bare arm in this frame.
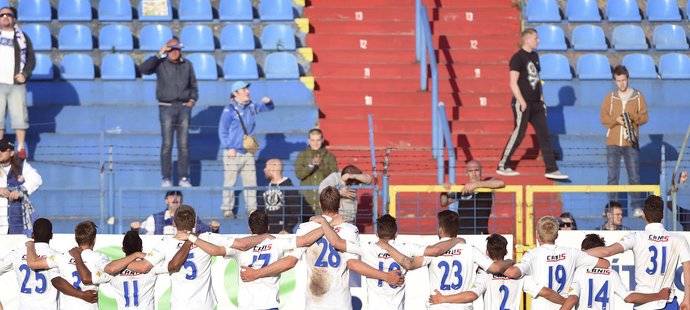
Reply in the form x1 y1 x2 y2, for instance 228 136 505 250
347 259 404 286
560 295 578 310
503 266 522 278
428 289 478 305
379 241 424 271
625 287 671 305
51 277 98 304
167 240 193 272
423 237 465 256
313 216 346 251
24 241 49 270
240 256 298 282
233 233 275 251
103 251 146 275
681 261 690 309
486 259 514 275
179 231 226 256
585 243 624 258
537 287 566 305
69 247 93 285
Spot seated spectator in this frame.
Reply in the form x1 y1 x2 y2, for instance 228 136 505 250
558 212 577 230
258 158 305 233
130 190 219 234
596 201 631 230
318 165 372 225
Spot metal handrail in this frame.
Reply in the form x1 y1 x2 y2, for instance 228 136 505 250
671 124 690 231
415 0 440 161
437 102 456 184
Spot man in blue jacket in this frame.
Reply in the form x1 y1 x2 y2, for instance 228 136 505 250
218 81 274 218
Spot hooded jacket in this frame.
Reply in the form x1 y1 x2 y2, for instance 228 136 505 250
600 89 648 147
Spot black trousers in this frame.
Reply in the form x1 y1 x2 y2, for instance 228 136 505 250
497 99 558 173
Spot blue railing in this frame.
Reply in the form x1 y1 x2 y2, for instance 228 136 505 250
437 102 456 185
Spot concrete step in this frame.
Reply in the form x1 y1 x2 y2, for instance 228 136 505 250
314 91 513 107
312 62 507 79
310 20 415 35
307 34 414 50
314 49 416 64
305 7 519 22
315 77 509 93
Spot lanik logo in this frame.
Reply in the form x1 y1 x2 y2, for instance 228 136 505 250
442 249 462 256
377 253 392 259
492 274 510 280
587 268 611 275
253 244 272 252
546 254 566 262
648 235 669 242
334 227 342 233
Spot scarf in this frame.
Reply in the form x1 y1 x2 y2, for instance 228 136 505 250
13 24 27 74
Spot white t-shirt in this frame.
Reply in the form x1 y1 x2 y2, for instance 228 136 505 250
0 243 60 310
0 30 15 85
46 248 113 310
473 270 542 310
617 222 690 309
422 238 495 309
566 267 631 310
515 244 600 309
345 239 425 310
225 236 297 309
289 216 360 310
109 265 164 310
144 233 234 310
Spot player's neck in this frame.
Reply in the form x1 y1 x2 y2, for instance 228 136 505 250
80 245 92 251
376 238 392 246
521 45 533 53
322 212 338 218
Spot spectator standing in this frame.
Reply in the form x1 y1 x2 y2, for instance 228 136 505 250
319 165 372 225
258 158 303 233
496 28 568 180
218 81 274 218
0 7 34 159
601 65 648 217
596 201 631 231
141 37 198 188
295 128 338 215
130 190 218 234
0 138 41 234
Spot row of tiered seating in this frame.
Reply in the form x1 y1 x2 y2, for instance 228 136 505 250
34 52 300 80
10 0 295 22
527 0 689 22
537 24 689 51
22 23 299 51
541 52 690 79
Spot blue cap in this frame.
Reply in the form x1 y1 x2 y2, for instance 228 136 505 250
231 81 250 94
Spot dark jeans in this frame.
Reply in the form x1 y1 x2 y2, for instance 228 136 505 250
607 145 641 211
159 104 191 180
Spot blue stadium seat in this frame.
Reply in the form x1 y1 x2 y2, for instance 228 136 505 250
58 0 92 21
646 0 681 21
571 25 607 50
223 53 259 80
21 24 51 51
98 0 132 21
60 53 94 80
100 54 136 80
138 0 172 21
621 54 658 79
18 0 51 22
139 24 173 51
659 53 690 79
525 0 561 22
219 0 253 21
539 54 572 80
185 53 218 80
180 25 215 52
261 24 296 51
264 52 299 79
30 53 54 80
606 0 641 21
534 25 567 51
259 0 294 21
576 53 612 79
99 25 133 51
142 54 158 80
179 0 213 21
58 24 92 51
612 25 648 50
653 24 688 50
221 24 255 51
0 1 8 9
566 0 601 21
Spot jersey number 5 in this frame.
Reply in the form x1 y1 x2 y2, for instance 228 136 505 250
184 253 197 280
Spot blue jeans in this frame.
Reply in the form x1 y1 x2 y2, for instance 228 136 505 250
159 104 191 180
607 145 641 211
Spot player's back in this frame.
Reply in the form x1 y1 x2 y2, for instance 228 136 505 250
293 218 359 310
50 250 106 310
109 268 158 310
619 223 690 309
571 267 630 310
478 270 531 310
0 244 60 310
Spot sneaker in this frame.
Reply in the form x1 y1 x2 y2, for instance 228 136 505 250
545 170 569 180
178 178 192 187
633 208 644 217
17 147 26 159
223 210 236 219
161 179 172 187
496 168 520 176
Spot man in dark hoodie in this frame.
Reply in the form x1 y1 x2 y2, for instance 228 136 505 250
295 128 337 216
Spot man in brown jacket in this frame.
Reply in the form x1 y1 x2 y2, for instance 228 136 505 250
600 65 648 217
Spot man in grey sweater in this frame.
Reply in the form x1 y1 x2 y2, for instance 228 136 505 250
141 37 198 187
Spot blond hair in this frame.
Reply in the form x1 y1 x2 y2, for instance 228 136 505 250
537 216 559 243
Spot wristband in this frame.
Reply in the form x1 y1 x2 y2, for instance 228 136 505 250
187 234 198 244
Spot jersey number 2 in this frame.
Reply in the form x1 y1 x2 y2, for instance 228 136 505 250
499 284 511 310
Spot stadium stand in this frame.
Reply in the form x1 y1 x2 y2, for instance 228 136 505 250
219 0 254 21
653 24 689 50
612 25 648 50
606 0 642 21
540 53 573 80
566 0 602 21
621 53 658 79
99 24 134 51
223 53 260 80
221 24 256 51
21 23 52 51
260 24 297 50
534 24 567 51
17 0 51 22
185 53 219 80
525 0 561 22
259 0 295 21
659 52 690 78
571 24 607 50
646 0 682 21
264 52 300 79
139 24 173 51
98 0 133 22
179 24 215 52
59 53 95 80
58 24 93 51
576 53 612 79
178 0 214 21
30 53 54 80
100 53 136 80
57 0 92 21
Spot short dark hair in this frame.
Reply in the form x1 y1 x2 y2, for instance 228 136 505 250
486 234 508 260
605 201 623 213
308 128 324 138
0 7 17 17
123 231 143 256
613 65 629 78
33 218 53 243
521 28 537 38
75 221 97 247
437 210 460 237
342 165 363 186
643 195 664 223
559 212 577 230
376 214 397 239
165 190 183 198
174 205 197 231
581 233 606 251
319 186 341 213
248 210 269 234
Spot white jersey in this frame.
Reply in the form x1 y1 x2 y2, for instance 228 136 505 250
109 266 160 310
567 267 631 310
617 222 690 309
225 236 297 309
144 233 233 310
514 244 599 309
473 270 542 310
422 238 495 309
289 216 360 310
0 243 60 310
345 239 425 310
45 248 112 310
